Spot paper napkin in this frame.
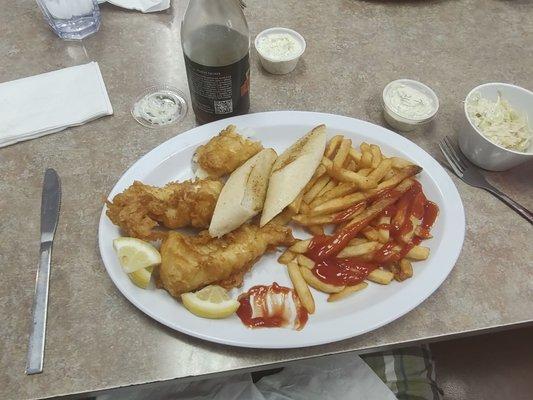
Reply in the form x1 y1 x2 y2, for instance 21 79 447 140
0 62 113 148
99 0 170 13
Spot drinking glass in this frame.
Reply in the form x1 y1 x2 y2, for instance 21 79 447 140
36 0 101 40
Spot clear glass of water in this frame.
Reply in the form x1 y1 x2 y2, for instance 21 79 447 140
36 0 101 40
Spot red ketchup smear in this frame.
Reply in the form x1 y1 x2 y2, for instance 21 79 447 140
313 258 378 286
307 189 403 261
375 183 439 264
304 180 439 285
333 201 366 223
236 283 308 330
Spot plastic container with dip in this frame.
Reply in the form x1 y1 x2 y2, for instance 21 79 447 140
382 79 439 132
131 85 188 128
254 27 306 75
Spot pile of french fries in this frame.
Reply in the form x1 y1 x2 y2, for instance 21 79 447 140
277 135 433 314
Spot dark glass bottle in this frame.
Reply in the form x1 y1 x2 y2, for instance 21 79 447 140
181 0 250 124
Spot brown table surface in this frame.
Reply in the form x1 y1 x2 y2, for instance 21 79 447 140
1 1 532 399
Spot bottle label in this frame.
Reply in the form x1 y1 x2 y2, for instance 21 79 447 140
184 54 250 120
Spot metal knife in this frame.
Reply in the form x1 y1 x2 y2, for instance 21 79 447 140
25 169 61 375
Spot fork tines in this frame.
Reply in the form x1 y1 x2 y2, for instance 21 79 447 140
438 136 472 177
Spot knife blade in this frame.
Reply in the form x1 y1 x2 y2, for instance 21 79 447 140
25 169 61 375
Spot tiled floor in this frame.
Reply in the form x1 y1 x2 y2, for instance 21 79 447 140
431 326 533 400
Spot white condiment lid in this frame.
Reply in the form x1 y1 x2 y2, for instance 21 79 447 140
254 27 306 62
382 79 439 123
131 85 188 128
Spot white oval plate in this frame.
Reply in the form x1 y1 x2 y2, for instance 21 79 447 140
99 111 465 348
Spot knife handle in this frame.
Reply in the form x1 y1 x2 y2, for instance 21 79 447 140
25 241 52 375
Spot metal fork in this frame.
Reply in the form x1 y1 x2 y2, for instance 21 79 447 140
439 136 533 224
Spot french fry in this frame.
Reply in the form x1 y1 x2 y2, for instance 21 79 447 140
345 160 357 171
292 213 336 226
318 180 336 197
338 169 376 189
405 245 429 260
271 208 295 225
322 158 375 189
289 239 311 253
300 267 345 293
367 158 393 184
310 182 357 208
328 282 368 302
367 268 394 284
415 225 433 239
397 259 413 281
310 193 366 215
337 241 380 257
333 138 352 172
306 225 324 235
314 182 415 260
325 135 343 158
300 202 311 214
301 165 327 196
370 144 382 168
311 171 418 216
390 157 414 169
288 192 304 214
278 249 296 265
303 175 330 204
357 168 372 176
287 261 315 313
400 215 420 244
297 254 315 270
388 262 401 280
368 165 422 195
348 237 369 246
348 147 362 163
360 143 373 168
332 202 367 222
377 216 390 243
362 226 381 242
383 169 396 180
344 179 415 230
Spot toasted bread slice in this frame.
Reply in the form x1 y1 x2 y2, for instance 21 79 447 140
209 148 277 237
260 125 327 226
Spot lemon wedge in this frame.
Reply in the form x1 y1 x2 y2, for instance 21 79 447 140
181 285 240 319
128 266 154 289
113 237 161 273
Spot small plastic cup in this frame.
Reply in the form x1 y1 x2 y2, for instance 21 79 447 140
382 79 439 132
254 27 306 75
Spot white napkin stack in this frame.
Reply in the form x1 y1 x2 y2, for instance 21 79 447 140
98 0 170 13
0 62 113 148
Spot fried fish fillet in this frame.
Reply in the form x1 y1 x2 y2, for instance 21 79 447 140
194 125 263 178
106 179 222 240
157 223 295 297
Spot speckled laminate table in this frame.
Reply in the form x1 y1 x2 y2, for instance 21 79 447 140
1 1 532 399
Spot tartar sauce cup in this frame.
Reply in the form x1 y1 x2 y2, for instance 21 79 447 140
382 79 439 132
254 27 306 75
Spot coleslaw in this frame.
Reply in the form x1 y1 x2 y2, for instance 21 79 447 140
466 92 531 152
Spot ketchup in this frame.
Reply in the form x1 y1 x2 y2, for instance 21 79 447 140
303 179 439 286
236 283 308 330
418 201 439 239
312 258 377 286
307 189 403 261
333 201 366 223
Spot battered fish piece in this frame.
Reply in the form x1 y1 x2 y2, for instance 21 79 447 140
195 125 263 178
157 223 295 297
106 179 222 240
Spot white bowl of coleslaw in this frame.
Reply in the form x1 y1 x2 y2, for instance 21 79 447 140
460 82 533 171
